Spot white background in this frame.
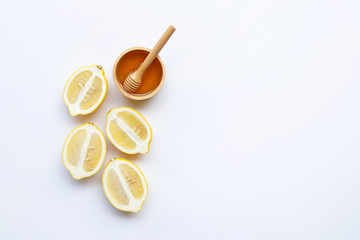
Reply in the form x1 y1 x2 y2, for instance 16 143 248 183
1 0 360 239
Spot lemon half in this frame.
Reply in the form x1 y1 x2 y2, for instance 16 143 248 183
106 107 152 154
63 65 108 116
63 122 106 180
102 158 148 212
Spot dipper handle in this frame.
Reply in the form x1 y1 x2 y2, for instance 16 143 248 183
137 25 176 75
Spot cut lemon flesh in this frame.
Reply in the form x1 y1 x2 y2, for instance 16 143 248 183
63 65 108 116
106 107 152 154
63 122 106 180
102 158 148 212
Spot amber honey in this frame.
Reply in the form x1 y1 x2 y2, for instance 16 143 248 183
115 49 163 95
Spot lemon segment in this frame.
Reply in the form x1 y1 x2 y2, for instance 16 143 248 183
63 65 108 116
63 122 106 180
102 158 148 212
106 107 152 154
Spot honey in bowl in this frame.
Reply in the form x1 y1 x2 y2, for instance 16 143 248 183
113 47 165 100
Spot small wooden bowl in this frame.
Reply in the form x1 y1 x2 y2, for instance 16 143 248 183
113 47 165 100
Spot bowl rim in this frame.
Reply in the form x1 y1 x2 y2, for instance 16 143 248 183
113 46 166 101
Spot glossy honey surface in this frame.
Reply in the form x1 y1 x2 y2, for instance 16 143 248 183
115 49 163 95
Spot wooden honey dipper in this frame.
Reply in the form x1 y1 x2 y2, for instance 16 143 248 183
123 25 176 93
